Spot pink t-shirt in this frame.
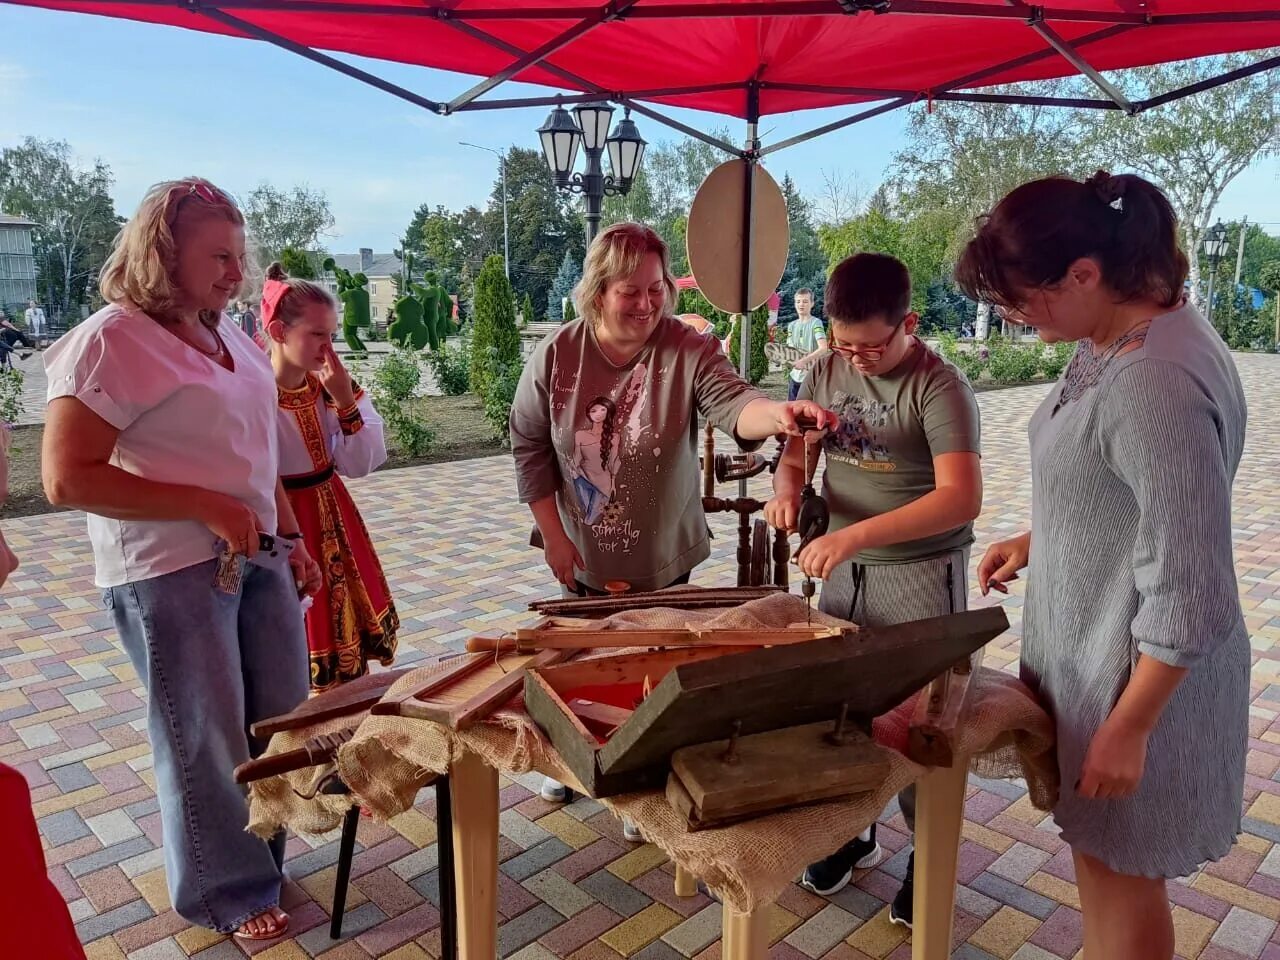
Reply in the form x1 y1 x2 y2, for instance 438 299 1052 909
45 304 279 587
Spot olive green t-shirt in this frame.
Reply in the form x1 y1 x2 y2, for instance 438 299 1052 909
799 339 981 564
510 315 766 591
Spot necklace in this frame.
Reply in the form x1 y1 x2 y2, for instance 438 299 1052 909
174 321 225 358
1051 322 1149 417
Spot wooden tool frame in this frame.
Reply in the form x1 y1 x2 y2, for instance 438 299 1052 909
370 648 575 730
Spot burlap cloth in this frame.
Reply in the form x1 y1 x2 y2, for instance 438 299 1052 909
249 593 1056 913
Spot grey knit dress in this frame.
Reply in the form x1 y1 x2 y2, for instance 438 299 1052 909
1021 304 1250 879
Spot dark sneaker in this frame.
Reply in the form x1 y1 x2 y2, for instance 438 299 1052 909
889 851 914 928
800 825 883 896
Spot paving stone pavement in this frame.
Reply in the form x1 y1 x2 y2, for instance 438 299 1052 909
2 352 1279 960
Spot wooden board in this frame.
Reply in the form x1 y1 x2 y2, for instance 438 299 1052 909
598 607 1008 777
251 666 414 739
528 585 782 618
687 159 789 314
468 618 842 653
906 647 985 767
670 722 890 825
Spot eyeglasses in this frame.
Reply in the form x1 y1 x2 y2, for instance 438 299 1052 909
828 319 909 362
164 180 232 223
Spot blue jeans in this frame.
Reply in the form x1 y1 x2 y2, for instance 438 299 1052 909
106 559 309 932
573 475 609 525
787 378 803 401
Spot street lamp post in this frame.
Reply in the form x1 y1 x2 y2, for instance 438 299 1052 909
460 141 509 279
537 101 647 248
1202 219 1229 327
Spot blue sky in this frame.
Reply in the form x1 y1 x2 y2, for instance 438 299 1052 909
4 5 1279 254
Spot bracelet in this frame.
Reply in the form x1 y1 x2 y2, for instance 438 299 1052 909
279 532 304 541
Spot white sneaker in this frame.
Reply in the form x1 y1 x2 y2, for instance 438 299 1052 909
622 818 643 843
540 777 568 803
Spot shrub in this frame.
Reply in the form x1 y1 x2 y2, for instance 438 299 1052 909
986 335 1042 383
0 368 24 426
1040 340 1076 380
482 348 524 445
367 348 435 457
728 306 770 385
424 337 471 396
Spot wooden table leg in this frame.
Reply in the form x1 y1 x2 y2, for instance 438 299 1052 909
674 865 698 898
449 750 498 960
721 903 768 960
912 756 971 960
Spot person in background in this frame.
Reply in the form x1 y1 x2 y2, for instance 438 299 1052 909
263 261 398 691
786 288 828 401
961 172 1249 960
42 176 321 941
24 299 47 344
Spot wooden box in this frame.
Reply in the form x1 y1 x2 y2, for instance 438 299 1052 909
525 606 1008 798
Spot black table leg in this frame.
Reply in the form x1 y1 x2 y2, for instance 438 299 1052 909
436 776 457 960
330 803 361 939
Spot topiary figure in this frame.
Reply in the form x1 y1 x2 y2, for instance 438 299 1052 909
323 256 371 353
411 282 442 352
390 286 431 350
437 286 453 340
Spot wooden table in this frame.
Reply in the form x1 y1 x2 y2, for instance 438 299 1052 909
443 746 972 960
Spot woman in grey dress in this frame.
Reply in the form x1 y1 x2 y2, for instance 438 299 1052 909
955 172 1249 960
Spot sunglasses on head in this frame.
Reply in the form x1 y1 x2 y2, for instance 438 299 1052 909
164 181 232 223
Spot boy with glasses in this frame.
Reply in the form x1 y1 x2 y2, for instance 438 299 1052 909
765 252 982 926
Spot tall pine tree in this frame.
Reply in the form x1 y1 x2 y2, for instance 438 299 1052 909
548 250 581 321
469 255 521 402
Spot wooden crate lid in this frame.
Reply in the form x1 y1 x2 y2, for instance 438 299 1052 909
597 606 1008 776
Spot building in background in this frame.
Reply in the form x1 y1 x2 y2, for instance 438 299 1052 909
0 214 38 318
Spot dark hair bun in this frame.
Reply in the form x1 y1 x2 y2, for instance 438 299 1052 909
265 262 288 281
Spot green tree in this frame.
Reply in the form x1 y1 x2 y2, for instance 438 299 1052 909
0 137 121 321
1213 221 1280 293
242 182 335 264
817 207 949 313
278 246 317 280
728 306 769 385
521 292 536 328
483 148 582 320
563 300 577 324
402 202 477 295
1260 260 1280 349
469 254 521 402
548 250 580 321
778 172 826 327
1094 55 1280 309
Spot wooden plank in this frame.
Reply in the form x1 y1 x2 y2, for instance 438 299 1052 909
251 667 414 738
369 654 492 719
528 585 782 618
471 625 841 653
568 699 634 734
598 607 1008 777
912 757 970 960
906 648 985 767
451 750 498 960
670 723 890 822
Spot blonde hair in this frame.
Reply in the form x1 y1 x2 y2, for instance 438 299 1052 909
99 177 247 320
572 222 678 327
263 262 335 327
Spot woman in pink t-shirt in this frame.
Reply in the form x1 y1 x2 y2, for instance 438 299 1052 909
42 178 321 942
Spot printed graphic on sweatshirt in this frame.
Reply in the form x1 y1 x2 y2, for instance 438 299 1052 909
823 391 897 471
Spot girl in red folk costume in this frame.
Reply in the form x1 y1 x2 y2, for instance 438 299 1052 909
262 262 399 691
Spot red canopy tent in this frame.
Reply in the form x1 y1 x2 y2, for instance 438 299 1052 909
6 0 1278 373
4 1 1278 154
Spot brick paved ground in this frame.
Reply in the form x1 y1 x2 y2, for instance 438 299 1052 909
2 353 1278 960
